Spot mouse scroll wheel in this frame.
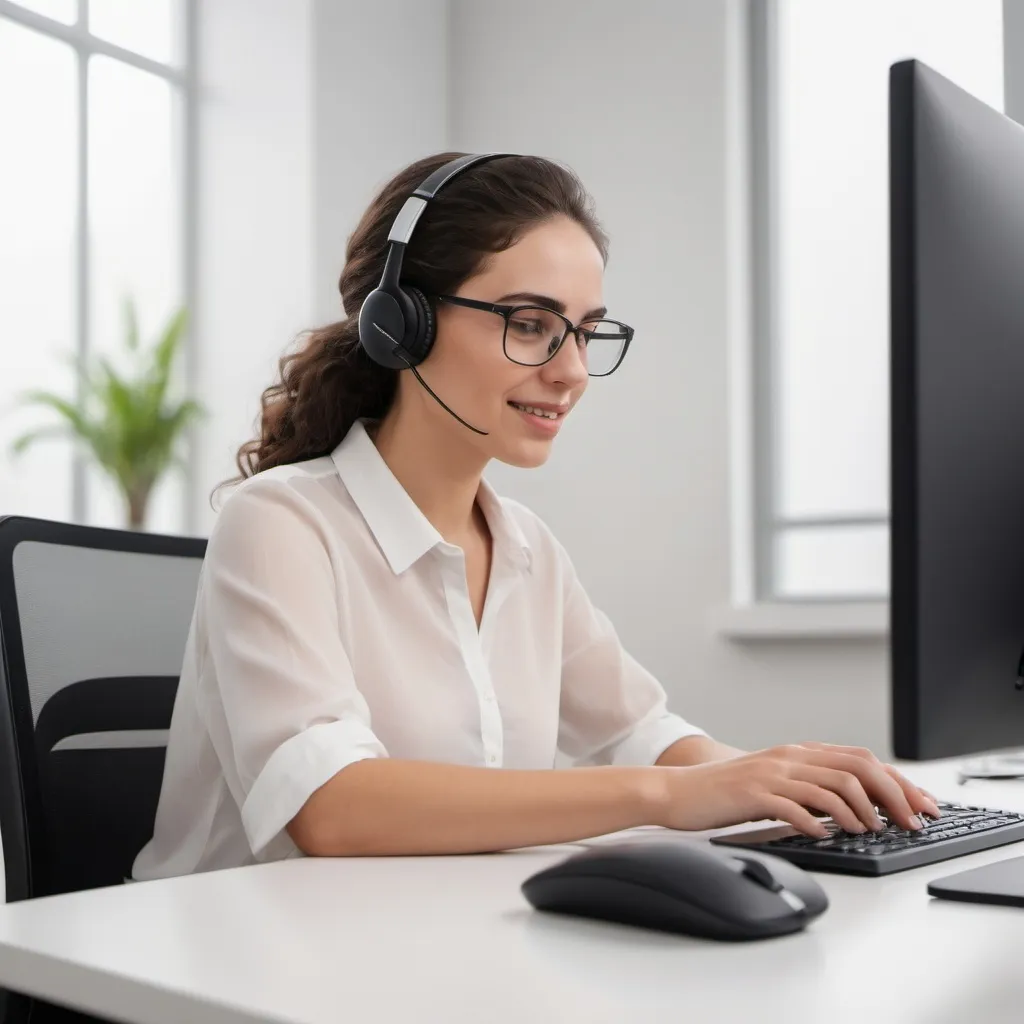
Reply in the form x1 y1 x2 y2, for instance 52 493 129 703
735 857 784 892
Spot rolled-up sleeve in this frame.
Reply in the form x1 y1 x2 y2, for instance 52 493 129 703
555 540 706 767
201 480 387 859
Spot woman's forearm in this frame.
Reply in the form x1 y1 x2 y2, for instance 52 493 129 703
286 759 668 857
655 734 747 767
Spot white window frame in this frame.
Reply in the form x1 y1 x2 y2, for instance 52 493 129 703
741 2 1013 632
747 0 889 609
0 0 198 533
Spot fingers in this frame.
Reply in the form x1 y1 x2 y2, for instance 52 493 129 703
880 764 942 819
795 767 884 832
799 742 942 817
778 778 874 834
761 793 831 838
789 743 927 830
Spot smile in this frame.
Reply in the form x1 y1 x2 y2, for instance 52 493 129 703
508 402 562 420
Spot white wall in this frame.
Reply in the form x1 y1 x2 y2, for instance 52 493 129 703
1007 0 1024 122
311 0 448 325
449 0 891 755
192 0 315 535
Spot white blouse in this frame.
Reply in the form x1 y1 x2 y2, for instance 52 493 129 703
132 420 706 879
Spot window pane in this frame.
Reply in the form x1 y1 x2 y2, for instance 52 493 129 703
0 21 76 523
87 56 184 533
9 0 77 24
775 524 888 600
88 0 179 65
774 0 1004 520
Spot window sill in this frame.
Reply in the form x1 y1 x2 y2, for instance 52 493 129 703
713 601 888 641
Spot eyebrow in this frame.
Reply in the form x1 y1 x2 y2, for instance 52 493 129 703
495 292 608 320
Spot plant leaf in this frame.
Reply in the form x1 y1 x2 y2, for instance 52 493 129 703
154 307 188 380
94 357 146 490
135 398 205 483
9 424 71 456
141 307 188 419
16 390 95 440
6 300 202 516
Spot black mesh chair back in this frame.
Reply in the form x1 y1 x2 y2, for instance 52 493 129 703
0 515 205 1023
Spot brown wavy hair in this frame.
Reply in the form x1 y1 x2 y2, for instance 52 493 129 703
212 151 609 508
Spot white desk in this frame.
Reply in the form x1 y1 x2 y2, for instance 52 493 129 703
2 760 1024 1024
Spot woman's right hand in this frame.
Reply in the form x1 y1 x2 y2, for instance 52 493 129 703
654 743 943 837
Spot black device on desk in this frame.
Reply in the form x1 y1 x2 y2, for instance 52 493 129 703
711 801 1024 876
889 59 1024 764
521 839 828 941
928 855 1024 908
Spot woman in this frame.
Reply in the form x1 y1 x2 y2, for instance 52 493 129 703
133 152 939 880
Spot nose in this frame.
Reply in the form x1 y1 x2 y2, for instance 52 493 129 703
541 331 588 389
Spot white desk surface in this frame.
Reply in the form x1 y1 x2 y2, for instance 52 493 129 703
2 760 1024 1024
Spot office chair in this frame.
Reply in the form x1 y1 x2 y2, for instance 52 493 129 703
0 515 206 1024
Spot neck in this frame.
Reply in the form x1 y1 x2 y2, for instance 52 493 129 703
370 404 488 543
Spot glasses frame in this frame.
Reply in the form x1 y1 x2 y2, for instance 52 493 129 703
432 294 634 377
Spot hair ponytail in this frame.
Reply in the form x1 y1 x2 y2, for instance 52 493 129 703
223 316 394 489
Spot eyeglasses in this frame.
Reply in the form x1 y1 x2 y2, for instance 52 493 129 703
433 294 633 377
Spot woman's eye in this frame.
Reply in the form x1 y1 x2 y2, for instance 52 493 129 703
510 318 544 336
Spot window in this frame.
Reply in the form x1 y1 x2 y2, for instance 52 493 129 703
0 0 195 533
752 0 1004 601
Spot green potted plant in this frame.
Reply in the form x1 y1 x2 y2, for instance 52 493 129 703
8 297 206 531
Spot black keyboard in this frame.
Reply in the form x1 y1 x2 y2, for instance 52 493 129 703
710 801 1024 876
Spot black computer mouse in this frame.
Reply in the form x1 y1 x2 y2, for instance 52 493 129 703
521 838 829 941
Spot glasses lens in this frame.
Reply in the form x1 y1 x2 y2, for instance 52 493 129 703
503 307 570 366
579 320 629 375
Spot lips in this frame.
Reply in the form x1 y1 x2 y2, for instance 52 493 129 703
508 398 570 414
508 401 568 438
509 401 561 420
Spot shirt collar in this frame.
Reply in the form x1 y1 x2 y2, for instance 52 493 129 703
477 477 533 575
331 420 532 576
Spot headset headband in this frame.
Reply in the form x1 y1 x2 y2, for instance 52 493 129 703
377 153 516 292
359 152 518 374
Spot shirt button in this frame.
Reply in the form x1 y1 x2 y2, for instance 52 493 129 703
484 693 496 703
488 754 497 764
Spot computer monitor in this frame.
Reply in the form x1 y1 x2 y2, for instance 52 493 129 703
890 59 1024 762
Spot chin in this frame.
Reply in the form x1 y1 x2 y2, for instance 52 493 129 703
495 440 556 469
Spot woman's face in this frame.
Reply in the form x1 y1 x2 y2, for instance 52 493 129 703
405 214 606 468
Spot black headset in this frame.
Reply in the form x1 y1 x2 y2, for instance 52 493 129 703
357 153 516 370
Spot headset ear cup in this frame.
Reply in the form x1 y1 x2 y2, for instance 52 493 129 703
402 286 435 365
358 289 410 369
